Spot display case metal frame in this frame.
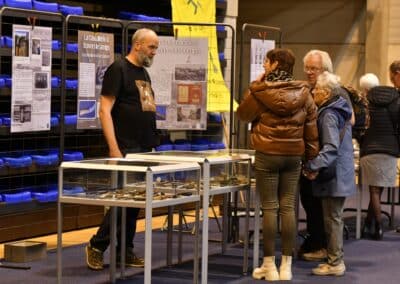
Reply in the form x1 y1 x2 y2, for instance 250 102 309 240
127 150 251 284
57 158 201 284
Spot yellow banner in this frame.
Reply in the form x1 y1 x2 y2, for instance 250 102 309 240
171 0 236 112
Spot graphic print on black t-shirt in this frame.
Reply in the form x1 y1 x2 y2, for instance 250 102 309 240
135 80 156 112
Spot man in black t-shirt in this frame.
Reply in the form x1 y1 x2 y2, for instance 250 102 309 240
85 28 159 270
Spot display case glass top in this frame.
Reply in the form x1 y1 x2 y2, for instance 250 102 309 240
126 150 251 164
61 158 200 172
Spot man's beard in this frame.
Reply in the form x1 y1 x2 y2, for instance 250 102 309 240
139 51 153 67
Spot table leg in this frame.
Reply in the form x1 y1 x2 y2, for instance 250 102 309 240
253 188 260 270
57 200 62 284
120 207 126 278
167 206 173 266
243 188 250 275
110 207 117 283
201 164 210 284
193 201 200 284
178 207 183 264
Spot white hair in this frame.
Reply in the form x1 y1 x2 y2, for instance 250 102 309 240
303 49 333 73
359 73 380 91
316 71 341 90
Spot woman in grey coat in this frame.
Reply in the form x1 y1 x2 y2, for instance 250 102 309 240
303 71 356 277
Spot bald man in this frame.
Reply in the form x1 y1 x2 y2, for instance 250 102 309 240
86 28 159 270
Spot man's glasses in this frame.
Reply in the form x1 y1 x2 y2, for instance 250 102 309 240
304 66 322 73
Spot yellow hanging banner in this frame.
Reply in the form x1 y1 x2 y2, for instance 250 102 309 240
171 0 236 112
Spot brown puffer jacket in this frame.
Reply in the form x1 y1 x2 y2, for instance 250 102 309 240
237 80 319 161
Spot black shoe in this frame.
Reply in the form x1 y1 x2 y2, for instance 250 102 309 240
361 220 372 239
297 235 312 258
372 223 383 240
396 226 400 233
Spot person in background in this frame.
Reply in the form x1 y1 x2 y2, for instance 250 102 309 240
303 71 356 276
237 48 319 281
390 60 400 90
389 60 400 234
359 73 380 94
359 72 399 240
85 28 159 270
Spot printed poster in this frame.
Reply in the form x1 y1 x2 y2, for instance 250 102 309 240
11 25 52 133
171 0 236 112
77 31 114 129
148 36 208 130
250 39 275 82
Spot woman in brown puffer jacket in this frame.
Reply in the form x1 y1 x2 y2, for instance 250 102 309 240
237 48 319 281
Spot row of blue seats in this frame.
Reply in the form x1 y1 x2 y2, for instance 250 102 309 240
1 0 227 25
0 114 77 127
0 75 78 89
0 185 85 204
118 10 226 33
0 150 83 168
155 139 225 152
119 11 226 33
0 0 83 15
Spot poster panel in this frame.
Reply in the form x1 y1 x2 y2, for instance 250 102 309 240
77 31 114 129
171 0 235 112
11 25 52 133
250 39 275 82
148 36 208 130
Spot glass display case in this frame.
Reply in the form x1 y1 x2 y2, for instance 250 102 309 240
126 150 252 283
57 158 201 284
198 148 261 269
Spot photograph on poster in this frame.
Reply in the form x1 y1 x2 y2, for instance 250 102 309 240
34 72 48 89
177 106 201 122
12 104 32 123
14 31 30 57
32 39 41 55
78 100 96 119
175 64 206 81
42 50 50 66
177 83 202 104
